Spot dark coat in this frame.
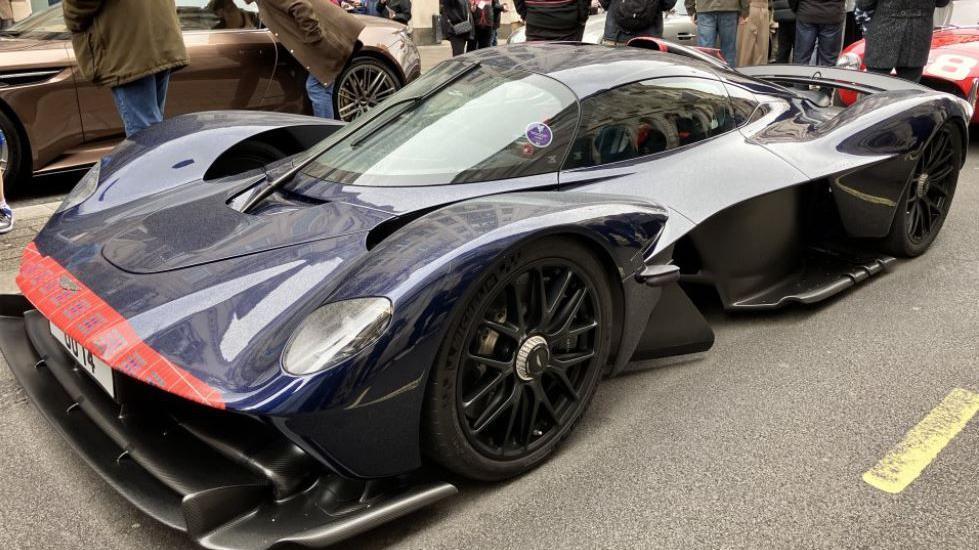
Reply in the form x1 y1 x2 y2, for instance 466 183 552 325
794 0 845 24
773 0 794 21
378 0 412 23
256 0 365 85
63 0 188 88
598 0 679 42
858 0 949 69
515 0 591 40
441 0 474 39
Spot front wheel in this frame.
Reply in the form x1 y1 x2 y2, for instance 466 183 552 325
333 57 401 122
423 238 614 481
882 122 962 257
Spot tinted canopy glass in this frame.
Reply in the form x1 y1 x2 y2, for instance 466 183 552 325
303 63 580 187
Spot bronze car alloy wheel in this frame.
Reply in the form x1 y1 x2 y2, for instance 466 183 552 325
334 58 400 122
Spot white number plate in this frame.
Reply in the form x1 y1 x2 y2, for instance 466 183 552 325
50 324 115 398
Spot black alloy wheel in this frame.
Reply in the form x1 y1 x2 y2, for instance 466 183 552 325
424 238 614 481
884 123 961 257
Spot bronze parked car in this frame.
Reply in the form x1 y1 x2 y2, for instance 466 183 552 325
0 1 421 191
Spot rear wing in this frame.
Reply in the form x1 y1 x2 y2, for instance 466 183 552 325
739 64 978 118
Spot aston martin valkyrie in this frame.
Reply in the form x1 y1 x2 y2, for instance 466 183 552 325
0 42 969 548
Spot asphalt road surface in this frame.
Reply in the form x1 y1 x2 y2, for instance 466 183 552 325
1 144 978 550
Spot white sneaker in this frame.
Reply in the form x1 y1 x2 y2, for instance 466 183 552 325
0 206 12 234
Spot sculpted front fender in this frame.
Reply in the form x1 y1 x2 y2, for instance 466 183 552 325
283 192 669 478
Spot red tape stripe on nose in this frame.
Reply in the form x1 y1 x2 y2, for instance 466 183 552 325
16 242 225 409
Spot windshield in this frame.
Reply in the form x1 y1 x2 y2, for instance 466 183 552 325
4 6 67 39
303 62 580 187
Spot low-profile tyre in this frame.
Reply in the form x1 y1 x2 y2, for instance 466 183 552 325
333 57 401 122
0 109 30 196
882 122 962 257
424 237 614 481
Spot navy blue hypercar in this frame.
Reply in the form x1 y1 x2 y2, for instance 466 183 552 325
0 42 970 548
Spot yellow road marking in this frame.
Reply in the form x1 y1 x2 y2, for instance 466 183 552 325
863 388 979 494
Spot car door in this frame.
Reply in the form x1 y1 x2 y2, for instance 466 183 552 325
75 0 279 142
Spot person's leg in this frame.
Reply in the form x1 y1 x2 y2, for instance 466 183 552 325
305 73 335 119
491 28 498 46
793 21 817 64
815 22 843 65
0 171 10 234
696 12 719 51
466 37 478 52
716 11 739 66
775 20 793 63
449 36 466 56
110 74 165 136
475 27 493 49
867 66 893 75
155 69 172 118
894 66 924 82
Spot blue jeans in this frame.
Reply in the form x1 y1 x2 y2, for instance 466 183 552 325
794 21 843 66
110 70 171 137
306 74 336 119
696 11 739 66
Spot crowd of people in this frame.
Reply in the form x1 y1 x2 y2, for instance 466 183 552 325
0 0 955 235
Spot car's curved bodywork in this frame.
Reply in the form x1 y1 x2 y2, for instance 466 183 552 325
0 3 420 190
0 42 969 548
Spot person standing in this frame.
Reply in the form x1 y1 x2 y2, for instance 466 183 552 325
471 0 495 49
736 0 770 66
514 0 590 41
491 0 507 46
442 0 475 55
599 0 678 45
0 1 13 30
685 0 749 66
858 0 948 82
792 0 845 66
249 0 364 119
378 0 412 23
842 0 862 47
63 0 187 137
772 0 794 62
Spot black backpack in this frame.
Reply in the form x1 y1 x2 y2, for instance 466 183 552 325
613 0 661 32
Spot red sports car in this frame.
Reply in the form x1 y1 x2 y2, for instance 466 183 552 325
837 0 979 121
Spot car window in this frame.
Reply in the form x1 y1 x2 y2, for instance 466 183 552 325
564 77 737 170
178 0 260 31
302 66 580 186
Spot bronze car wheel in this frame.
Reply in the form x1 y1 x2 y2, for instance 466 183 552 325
334 58 400 122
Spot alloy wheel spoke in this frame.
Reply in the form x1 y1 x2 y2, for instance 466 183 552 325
551 350 596 370
505 284 527 332
472 385 519 434
532 383 561 426
462 371 508 411
549 369 580 401
467 351 513 371
501 386 525 448
550 288 588 337
483 319 521 341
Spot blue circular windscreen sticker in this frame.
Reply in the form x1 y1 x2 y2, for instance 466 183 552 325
525 122 553 148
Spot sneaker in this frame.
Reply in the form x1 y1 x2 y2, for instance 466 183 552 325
0 206 12 235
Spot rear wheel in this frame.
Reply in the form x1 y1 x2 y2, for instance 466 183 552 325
333 57 401 122
0 109 30 196
424 238 613 481
883 122 962 257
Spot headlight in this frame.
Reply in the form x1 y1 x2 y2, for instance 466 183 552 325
55 160 101 213
282 298 393 376
837 52 862 70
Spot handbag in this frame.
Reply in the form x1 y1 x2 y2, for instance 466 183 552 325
451 18 473 35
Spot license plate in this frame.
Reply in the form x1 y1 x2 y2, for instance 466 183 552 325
49 324 115 398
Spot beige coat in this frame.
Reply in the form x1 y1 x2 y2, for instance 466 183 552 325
63 0 188 88
256 0 365 85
